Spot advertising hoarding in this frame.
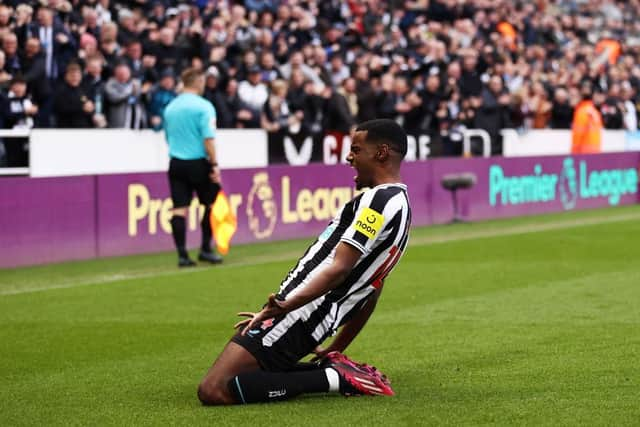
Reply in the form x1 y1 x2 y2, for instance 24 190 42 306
1 153 638 268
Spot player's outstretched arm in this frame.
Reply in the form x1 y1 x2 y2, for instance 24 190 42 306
240 242 362 335
314 287 382 358
278 242 362 311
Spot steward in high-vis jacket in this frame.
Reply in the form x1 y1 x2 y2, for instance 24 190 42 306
572 83 603 154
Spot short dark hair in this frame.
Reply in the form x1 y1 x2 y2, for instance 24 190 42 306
356 119 408 158
10 75 26 86
65 61 82 74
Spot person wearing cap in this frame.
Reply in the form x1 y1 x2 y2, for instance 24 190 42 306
163 67 223 267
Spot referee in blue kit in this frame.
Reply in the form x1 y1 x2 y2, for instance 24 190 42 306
164 67 223 267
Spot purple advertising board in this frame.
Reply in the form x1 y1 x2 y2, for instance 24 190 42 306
1 153 639 268
0 176 96 266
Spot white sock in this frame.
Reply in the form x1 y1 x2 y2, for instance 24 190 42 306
325 368 340 393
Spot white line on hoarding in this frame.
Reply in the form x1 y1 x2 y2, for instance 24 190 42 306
1 210 639 297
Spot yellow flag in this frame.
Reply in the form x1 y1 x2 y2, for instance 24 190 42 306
210 190 237 255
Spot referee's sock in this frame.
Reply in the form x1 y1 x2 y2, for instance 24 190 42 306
228 368 339 404
200 206 212 253
170 215 189 258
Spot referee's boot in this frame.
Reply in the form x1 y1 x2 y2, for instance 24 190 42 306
198 250 223 264
178 256 197 268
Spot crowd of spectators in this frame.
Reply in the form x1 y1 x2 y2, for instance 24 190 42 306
1 0 640 157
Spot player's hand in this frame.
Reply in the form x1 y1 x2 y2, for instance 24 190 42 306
241 294 286 336
310 345 331 362
234 312 256 330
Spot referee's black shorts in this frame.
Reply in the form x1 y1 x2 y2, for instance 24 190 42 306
168 157 220 208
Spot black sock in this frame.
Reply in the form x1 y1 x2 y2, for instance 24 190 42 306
200 206 212 253
170 216 188 258
228 369 330 404
289 362 322 371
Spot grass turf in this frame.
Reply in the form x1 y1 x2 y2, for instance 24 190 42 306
1 206 639 426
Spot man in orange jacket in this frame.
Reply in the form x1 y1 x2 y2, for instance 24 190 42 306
571 83 603 154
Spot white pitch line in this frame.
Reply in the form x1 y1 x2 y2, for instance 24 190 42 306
1 210 639 297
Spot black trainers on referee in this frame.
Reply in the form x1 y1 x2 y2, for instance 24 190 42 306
178 256 197 268
198 251 223 264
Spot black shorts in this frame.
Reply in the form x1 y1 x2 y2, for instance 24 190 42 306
168 158 220 208
231 315 319 372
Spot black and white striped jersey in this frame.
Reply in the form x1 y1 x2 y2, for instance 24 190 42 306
260 183 411 348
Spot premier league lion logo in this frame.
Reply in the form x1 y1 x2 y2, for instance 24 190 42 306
247 172 278 239
559 157 578 210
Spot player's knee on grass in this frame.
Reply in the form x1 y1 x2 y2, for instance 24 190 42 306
197 381 235 405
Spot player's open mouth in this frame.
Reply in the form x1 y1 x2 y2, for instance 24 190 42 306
350 164 358 183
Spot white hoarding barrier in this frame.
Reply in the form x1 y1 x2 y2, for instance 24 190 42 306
29 129 268 178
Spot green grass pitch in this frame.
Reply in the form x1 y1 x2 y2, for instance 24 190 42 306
1 206 639 426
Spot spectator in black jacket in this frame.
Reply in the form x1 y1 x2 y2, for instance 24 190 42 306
54 62 94 128
354 65 377 122
2 32 22 77
123 40 145 80
285 68 306 113
459 53 483 97
14 4 35 49
116 9 137 46
388 75 422 134
376 73 397 120
82 55 105 97
203 66 232 128
82 55 107 128
322 85 354 134
300 80 325 137
98 22 120 75
419 73 443 136
22 38 52 128
474 75 512 155
155 27 184 75
81 7 101 40
550 87 573 129
600 83 625 129
224 78 260 128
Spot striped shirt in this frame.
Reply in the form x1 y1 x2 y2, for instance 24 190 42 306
261 183 411 348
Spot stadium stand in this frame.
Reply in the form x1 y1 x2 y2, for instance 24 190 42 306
0 0 638 158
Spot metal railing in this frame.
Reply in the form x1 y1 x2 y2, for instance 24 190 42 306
462 128 492 158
